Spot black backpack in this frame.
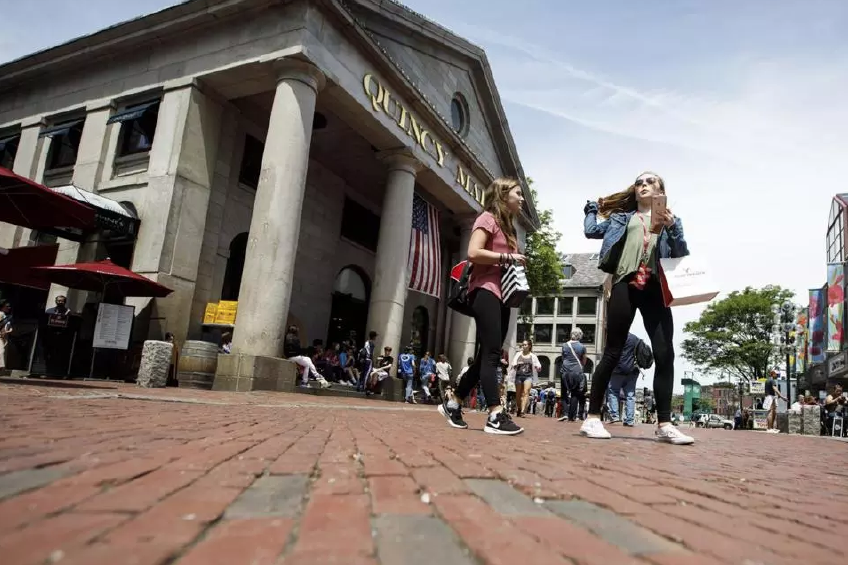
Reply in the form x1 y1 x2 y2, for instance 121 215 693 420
447 261 474 317
635 339 654 370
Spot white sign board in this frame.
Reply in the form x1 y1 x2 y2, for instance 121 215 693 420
749 381 765 395
93 303 134 350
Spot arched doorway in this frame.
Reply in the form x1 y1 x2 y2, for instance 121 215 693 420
221 233 248 301
327 266 370 347
410 306 429 357
538 355 551 382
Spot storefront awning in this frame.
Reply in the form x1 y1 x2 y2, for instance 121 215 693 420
0 245 58 290
0 166 95 239
51 185 140 238
107 101 158 124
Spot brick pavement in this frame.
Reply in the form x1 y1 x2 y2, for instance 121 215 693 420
0 378 845 565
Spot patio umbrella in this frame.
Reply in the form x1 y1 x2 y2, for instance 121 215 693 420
0 166 95 235
30 259 173 298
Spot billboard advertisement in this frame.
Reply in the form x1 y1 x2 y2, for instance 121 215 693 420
826 263 844 352
808 286 827 364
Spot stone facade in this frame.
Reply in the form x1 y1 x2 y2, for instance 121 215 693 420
0 0 538 388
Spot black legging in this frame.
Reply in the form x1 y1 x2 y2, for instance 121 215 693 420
455 288 509 408
589 276 674 423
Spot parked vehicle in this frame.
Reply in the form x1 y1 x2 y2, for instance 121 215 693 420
702 414 733 430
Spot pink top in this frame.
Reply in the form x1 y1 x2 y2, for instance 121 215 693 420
468 211 514 301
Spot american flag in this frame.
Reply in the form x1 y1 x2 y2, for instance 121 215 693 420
407 194 442 298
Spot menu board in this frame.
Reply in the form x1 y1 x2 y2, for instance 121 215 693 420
93 303 135 350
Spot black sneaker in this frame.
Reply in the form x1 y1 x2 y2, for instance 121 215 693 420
484 412 524 435
438 401 468 429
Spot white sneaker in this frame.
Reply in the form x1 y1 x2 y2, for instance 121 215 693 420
766 428 780 434
655 424 694 445
579 418 612 439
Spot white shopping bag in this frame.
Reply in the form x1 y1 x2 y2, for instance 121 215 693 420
658 256 719 307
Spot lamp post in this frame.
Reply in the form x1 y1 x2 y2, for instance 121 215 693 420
771 301 798 407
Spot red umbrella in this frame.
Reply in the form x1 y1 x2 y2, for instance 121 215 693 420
0 166 95 234
30 259 173 298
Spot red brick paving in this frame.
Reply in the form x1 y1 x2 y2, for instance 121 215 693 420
0 378 846 565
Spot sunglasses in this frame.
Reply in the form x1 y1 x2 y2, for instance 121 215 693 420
634 177 658 187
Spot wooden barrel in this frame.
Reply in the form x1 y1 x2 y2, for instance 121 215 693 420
177 340 218 390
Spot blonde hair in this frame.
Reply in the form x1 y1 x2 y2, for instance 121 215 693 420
482 177 520 251
598 171 665 218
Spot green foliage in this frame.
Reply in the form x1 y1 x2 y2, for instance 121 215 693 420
681 286 794 383
524 180 563 298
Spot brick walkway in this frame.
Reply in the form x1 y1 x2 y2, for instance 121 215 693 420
0 378 845 565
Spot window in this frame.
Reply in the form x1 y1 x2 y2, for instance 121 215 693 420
517 323 531 342
577 297 597 316
535 297 555 316
450 93 469 136
559 297 573 316
109 101 160 157
519 298 533 316
562 264 574 279
575 324 595 345
238 135 264 189
533 324 553 345
555 324 570 344
827 200 844 263
0 133 20 169
340 197 380 251
41 120 84 170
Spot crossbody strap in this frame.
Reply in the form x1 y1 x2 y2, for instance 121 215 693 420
566 341 582 365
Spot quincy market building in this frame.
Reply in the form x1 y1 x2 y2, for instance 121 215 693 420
0 0 539 385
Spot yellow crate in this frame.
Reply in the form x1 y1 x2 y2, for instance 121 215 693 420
216 300 238 312
203 303 218 324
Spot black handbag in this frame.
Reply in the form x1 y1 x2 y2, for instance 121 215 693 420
447 261 475 317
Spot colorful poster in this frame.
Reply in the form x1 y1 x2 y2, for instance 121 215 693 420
808 286 827 364
827 263 844 352
795 308 808 374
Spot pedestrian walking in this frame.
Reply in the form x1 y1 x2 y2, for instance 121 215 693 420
581 172 694 444
512 340 541 417
438 177 526 435
558 328 587 422
606 333 649 427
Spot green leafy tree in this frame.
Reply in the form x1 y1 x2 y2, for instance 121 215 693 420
523 180 563 298
681 286 794 383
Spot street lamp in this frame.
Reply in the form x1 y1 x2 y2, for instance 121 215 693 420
770 301 798 407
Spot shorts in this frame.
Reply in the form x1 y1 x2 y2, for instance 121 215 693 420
515 375 534 384
763 395 775 411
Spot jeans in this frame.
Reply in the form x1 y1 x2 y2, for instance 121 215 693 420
402 372 414 400
589 277 674 423
607 371 638 424
455 289 510 408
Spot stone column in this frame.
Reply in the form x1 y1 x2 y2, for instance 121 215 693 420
448 216 477 370
365 150 420 365
0 117 46 249
230 60 325 358
126 78 223 344
47 99 115 312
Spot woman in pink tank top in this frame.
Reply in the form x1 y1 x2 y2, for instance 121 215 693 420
437 177 527 436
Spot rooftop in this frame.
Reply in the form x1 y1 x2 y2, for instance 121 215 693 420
560 253 606 289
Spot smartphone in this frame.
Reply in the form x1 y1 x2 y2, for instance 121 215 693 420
650 194 667 234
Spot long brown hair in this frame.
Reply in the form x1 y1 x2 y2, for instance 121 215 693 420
482 177 520 251
598 171 665 218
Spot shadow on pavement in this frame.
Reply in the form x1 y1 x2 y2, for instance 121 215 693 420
0 377 117 391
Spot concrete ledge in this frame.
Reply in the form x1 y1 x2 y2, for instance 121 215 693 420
381 377 405 402
212 354 298 393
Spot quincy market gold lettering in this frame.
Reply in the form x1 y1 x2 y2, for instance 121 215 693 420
363 73 483 206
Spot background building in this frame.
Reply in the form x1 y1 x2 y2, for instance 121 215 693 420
516 253 606 389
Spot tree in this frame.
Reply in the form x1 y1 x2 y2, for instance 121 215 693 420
523 179 563 298
681 286 795 384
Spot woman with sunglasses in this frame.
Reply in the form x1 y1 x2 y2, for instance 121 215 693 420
582 172 694 445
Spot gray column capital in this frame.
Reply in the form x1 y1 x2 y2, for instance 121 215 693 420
20 116 45 129
377 149 422 175
273 58 326 93
86 98 116 112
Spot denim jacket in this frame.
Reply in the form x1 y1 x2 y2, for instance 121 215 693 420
583 201 689 274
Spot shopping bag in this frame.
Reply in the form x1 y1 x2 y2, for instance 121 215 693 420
658 256 719 307
501 262 530 308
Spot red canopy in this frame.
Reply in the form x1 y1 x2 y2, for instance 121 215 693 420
0 244 58 289
30 259 173 298
0 167 95 237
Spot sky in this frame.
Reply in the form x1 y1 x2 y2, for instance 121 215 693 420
3 0 847 391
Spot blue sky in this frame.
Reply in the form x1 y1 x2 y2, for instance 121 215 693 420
3 0 848 390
